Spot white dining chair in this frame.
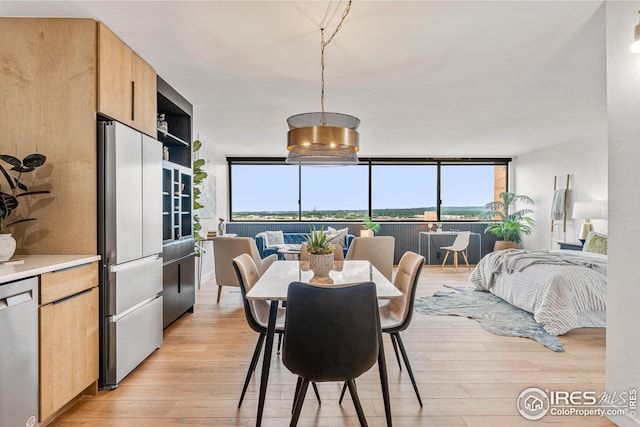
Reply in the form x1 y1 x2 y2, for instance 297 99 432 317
440 231 471 271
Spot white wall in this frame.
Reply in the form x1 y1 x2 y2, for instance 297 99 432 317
513 135 608 250
605 2 640 426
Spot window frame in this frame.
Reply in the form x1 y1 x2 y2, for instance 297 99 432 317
227 157 510 222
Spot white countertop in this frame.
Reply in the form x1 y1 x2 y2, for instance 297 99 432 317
0 255 101 284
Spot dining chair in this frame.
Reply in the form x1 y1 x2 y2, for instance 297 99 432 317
339 251 425 407
282 281 380 427
213 237 278 303
232 254 320 408
380 251 426 406
345 236 395 281
299 243 344 261
440 231 471 271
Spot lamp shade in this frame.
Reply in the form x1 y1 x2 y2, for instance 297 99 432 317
572 202 603 220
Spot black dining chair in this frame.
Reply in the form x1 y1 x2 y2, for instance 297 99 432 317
282 281 380 427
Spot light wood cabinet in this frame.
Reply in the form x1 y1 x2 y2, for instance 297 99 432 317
39 262 99 423
0 18 157 255
97 23 157 136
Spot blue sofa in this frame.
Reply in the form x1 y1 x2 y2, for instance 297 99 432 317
255 232 355 260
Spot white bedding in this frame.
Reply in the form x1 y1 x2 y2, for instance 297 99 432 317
470 249 607 336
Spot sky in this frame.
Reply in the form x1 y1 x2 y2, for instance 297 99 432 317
231 164 496 212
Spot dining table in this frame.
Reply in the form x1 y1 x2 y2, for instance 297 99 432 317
246 259 402 427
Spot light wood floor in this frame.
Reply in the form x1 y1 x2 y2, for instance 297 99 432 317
51 266 614 427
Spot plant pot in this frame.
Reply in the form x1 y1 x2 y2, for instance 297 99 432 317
0 233 17 262
494 241 518 251
360 229 374 237
308 253 334 276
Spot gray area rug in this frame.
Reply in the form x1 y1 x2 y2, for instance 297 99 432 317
415 286 564 352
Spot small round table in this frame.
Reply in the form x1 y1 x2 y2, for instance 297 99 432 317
278 246 302 260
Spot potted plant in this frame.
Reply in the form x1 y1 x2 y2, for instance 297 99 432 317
481 191 534 250
192 139 208 256
361 215 380 237
306 226 335 276
0 153 51 261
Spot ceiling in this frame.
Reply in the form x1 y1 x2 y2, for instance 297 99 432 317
3 1 608 158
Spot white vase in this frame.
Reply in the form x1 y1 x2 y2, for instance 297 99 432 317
360 229 374 237
0 234 17 262
308 253 334 276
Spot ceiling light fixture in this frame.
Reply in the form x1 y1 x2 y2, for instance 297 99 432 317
286 0 359 166
631 10 640 53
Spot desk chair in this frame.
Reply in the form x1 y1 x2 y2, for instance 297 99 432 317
345 236 395 281
283 281 380 427
440 231 471 272
213 237 277 303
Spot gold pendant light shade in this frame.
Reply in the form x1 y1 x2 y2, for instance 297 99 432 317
286 112 360 165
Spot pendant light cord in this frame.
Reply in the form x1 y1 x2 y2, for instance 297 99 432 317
320 0 352 125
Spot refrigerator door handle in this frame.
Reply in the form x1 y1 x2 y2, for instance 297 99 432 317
108 255 159 273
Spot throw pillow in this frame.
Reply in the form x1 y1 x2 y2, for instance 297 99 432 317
326 232 341 245
583 231 607 255
264 230 285 248
328 226 349 247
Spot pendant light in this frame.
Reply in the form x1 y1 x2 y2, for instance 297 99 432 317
286 1 360 166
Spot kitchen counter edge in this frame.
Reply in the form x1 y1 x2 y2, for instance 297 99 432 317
0 255 102 284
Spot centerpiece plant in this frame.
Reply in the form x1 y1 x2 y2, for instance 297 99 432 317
306 226 334 276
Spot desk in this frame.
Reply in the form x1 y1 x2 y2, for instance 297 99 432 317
418 231 482 265
246 260 401 427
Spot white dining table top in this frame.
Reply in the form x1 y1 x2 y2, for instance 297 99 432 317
247 260 402 301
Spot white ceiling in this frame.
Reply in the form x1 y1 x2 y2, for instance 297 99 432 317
2 1 608 158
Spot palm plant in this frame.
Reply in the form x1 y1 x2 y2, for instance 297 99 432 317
481 192 534 244
306 226 334 255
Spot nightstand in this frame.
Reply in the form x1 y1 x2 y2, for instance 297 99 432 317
558 242 584 251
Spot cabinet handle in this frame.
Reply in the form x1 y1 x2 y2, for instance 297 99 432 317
131 80 136 121
177 262 181 294
52 288 94 305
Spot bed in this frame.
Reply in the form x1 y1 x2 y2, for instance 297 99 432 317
470 246 607 336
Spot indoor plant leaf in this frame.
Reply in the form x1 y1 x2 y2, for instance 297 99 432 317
23 153 46 168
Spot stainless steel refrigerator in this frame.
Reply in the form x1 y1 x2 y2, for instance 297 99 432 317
98 121 164 389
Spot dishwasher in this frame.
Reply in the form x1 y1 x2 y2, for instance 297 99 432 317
0 276 39 427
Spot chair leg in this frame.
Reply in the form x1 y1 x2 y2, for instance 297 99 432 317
238 333 266 407
441 251 450 270
290 379 310 427
339 381 348 404
390 333 402 371
292 377 303 413
461 250 470 271
277 332 282 355
312 382 321 404
346 379 368 427
216 285 222 303
454 251 458 272
394 332 423 407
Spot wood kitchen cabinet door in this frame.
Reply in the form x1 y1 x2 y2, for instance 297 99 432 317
98 22 157 136
39 287 99 421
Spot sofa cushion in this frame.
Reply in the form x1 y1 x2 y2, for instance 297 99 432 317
328 226 349 247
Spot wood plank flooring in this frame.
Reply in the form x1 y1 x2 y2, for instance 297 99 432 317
50 266 614 426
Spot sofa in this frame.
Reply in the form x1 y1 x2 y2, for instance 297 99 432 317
255 231 355 260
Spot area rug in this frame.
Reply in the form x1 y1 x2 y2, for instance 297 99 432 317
414 286 564 352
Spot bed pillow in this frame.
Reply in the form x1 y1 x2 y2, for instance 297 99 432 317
583 231 607 255
327 226 349 247
264 230 285 247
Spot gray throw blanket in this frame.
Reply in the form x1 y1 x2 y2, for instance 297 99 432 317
482 249 607 289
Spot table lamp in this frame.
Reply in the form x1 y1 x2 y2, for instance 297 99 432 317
572 202 603 243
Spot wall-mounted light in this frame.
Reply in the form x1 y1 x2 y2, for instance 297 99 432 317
631 10 640 53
